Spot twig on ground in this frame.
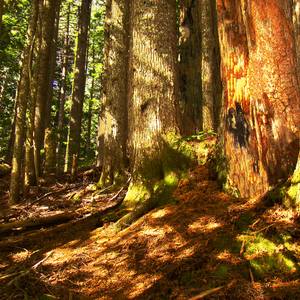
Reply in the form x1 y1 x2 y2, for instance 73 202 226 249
189 280 236 300
249 267 255 283
252 224 274 234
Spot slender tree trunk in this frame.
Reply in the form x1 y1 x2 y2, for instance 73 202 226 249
85 76 94 155
217 0 300 198
34 0 58 178
178 0 202 135
10 0 39 203
98 0 130 187
200 0 221 131
24 26 39 187
65 0 92 178
44 1 61 176
56 3 70 173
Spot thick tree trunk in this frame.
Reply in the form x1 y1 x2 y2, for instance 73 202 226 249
124 0 181 210
56 4 70 173
10 0 39 203
217 0 300 198
65 0 91 178
34 0 58 178
178 0 202 135
98 0 130 187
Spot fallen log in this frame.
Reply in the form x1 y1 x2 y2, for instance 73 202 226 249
0 211 80 235
0 194 125 250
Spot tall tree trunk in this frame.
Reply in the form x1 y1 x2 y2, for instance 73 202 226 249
24 25 40 188
65 0 92 178
217 0 300 198
10 0 39 203
44 1 61 176
33 0 58 178
98 0 130 187
124 0 180 205
85 75 94 156
178 0 202 135
56 3 70 174
200 0 221 131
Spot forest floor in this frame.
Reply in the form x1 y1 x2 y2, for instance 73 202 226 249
0 158 299 299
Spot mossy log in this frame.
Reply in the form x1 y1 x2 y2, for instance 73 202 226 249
0 163 11 177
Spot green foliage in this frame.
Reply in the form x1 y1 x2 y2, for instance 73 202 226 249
0 0 30 159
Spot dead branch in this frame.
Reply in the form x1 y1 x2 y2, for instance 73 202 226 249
0 211 80 235
28 182 85 207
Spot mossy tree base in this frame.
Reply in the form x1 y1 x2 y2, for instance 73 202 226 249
109 133 198 232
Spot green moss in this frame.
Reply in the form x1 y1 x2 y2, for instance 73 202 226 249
238 234 297 278
123 182 151 208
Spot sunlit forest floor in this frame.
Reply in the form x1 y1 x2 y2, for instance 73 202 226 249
0 160 299 299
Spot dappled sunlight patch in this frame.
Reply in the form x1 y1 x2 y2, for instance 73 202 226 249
10 250 32 263
216 250 242 265
188 216 223 234
149 206 174 219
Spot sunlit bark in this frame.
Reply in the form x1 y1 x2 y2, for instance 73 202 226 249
127 0 180 181
217 0 300 198
98 0 130 187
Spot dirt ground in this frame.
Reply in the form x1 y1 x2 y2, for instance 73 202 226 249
0 164 299 299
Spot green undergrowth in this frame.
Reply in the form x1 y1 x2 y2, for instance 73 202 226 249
238 233 299 279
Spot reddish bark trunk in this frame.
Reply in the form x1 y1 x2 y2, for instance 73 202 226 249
217 0 300 198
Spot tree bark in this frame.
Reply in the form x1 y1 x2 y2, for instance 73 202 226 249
200 0 221 131
65 0 92 178
44 1 61 176
56 3 71 174
98 0 130 187
178 0 202 135
217 0 300 198
9 0 39 203
124 0 181 211
33 0 58 178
